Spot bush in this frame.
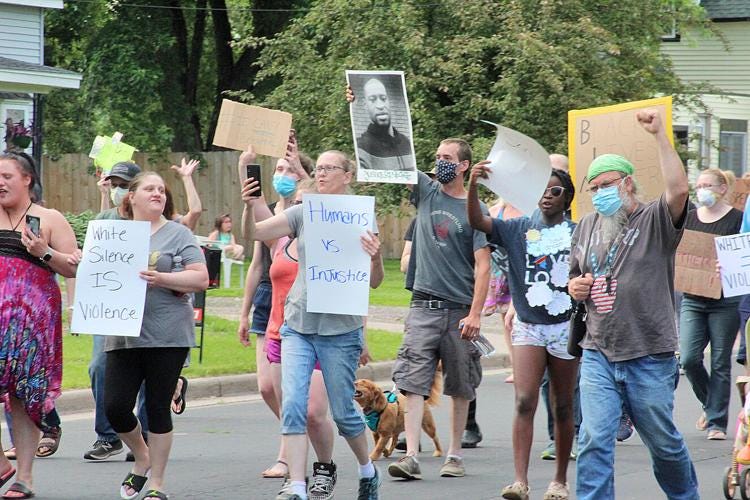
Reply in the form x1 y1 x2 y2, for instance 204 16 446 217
63 210 96 248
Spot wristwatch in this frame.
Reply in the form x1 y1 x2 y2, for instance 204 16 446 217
41 248 53 262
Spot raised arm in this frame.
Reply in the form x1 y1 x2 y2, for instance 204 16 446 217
637 109 689 223
98 176 111 212
172 158 203 231
467 160 494 234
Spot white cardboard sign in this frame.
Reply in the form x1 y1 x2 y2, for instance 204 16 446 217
71 220 150 336
478 121 551 216
714 233 750 298
303 194 375 316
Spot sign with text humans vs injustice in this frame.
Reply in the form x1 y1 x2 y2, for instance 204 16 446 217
304 194 375 316
715 233 750 298
71 220 150 336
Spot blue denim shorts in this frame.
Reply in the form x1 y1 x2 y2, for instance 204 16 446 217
249 282 272 335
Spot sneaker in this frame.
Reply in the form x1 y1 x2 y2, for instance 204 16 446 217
387 455 421 480
540 441 556 460
83 439 123 460
616 413 635 442
126 451 135 462
394 437 421 453
461 423 482 448
357 466 380 500
309 461 336 500
439 456 465 477
276 478 305 500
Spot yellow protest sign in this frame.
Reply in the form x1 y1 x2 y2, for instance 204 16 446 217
568 96 673 220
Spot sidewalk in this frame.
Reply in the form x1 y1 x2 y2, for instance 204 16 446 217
56 299 511 415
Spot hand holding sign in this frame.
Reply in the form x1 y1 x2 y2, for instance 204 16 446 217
477 121 551 216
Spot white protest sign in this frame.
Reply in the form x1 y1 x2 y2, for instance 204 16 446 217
714 233 750 298
478 121 551 216
303 194 375 316
71 220 150 336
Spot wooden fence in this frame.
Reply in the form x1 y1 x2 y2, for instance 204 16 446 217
41 152 413 259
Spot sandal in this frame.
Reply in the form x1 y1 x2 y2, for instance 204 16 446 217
142 490 168 500
695 413 708 431
543 481 569 500
172 376 188 415
2 448 15 461
120 471 148 500
708 429 727 440
262 459 289 478
2 482 34 499
501 481 530 500
0 466 15 488
36 426 61 458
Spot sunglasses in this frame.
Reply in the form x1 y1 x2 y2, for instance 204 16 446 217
544 186 566 197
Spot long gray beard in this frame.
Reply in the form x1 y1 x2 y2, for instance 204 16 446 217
600 205 629 245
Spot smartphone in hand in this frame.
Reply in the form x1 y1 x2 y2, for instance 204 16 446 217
25 215 40 237
245 164 262 193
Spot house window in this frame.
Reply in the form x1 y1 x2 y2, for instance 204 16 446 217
719 119 748 176
673 125 690 165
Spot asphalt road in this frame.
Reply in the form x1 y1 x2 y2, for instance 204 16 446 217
11 368 741 499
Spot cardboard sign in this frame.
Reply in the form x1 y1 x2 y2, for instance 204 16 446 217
212 99 292 157
730 179 750 211
478 121 551 216
568 96 674 220
715 233 750 298
71 220 150 336
674 230 722 299
303 194 375 316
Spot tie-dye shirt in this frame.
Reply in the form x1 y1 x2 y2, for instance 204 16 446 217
488 210 576 324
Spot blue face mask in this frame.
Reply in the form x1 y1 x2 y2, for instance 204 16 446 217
272 174 297 198
591 185 623 216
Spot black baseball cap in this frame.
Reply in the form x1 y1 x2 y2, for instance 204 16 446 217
105 161 141 182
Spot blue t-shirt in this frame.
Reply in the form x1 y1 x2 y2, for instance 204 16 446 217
489 211 576 324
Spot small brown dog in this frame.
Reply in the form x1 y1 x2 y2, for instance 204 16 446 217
354 370 443 461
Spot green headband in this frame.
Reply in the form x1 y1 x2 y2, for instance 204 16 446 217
586 154 634 182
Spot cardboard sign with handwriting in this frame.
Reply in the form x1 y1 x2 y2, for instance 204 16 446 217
568 96 673 220
730 179 750 211
212 99 292 157
675 229 721 299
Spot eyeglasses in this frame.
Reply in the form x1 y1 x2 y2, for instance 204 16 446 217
544 186 566 197
314 165 345 174
587 176 625 194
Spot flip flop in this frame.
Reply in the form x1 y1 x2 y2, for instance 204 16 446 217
142 489 168 499
120 471 148 500
2 481 34 499
2 449 15 461
262 460 288 478
0 466 15 488
172 376 188 415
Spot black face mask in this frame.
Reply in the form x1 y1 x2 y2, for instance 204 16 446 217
435 159 458 184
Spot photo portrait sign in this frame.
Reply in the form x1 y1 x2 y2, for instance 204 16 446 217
347 70 417 185
568 96 673 220
715 233 750 298
478 121 551 216
303 194 375 316
71 220 150 336
212 99 292 158
674 230 722 299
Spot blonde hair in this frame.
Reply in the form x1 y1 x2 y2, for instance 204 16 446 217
700 168 736 190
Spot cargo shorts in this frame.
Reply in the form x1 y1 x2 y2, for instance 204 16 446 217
392 306 482 400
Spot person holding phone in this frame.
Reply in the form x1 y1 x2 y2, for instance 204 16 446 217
0 152 79 499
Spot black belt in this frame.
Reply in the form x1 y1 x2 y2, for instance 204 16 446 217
410 299 470 310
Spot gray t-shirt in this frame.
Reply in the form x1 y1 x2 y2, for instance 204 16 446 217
568 194 687 362
411 171 490 304
283 202 378 335
96 207 124 220
105 221 205 351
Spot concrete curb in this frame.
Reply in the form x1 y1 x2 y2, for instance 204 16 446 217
56 354 511 415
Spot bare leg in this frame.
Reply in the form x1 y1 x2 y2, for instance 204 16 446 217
510 346 548 485
547 355 578 485
256 336 279 418
448 397 469 457
345 431 372 466
404 393 425 456
285 434 308 482
118 424 150 497
7 397 38 491
263 362 287 477
143 432 172 493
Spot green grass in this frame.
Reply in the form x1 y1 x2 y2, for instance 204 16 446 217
61 313 403 390
205 258 411 307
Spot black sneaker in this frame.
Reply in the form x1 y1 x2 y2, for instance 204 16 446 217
461 423 482 448
394 437 421 453
358 466 381 500
83 439 124 460
126 451 135 462
309 461 336 500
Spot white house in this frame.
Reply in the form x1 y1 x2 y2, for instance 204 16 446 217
0 0 81 154
661 0 750 178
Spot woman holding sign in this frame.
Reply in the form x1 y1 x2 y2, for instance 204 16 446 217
243 150 384 500
679 169 743 441
0 152 78 499
102 172 208 500
468 165 578 500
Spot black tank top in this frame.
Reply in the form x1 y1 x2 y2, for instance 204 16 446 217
0 229 52 272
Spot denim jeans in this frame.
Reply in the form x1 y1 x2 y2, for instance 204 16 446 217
280 324 365 438
90 335 148 441
679 295 740 433
542 365 582 441
577 349 698 500
736 295 750 365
